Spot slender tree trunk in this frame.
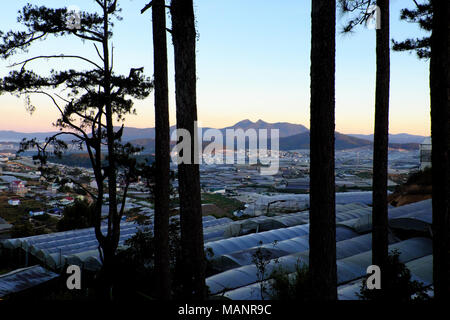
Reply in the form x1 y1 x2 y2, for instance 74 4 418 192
152 0 171 300
309 0 337 301
372 0 390 292
170 0 206 299
97 1 120 299
430 0 450 301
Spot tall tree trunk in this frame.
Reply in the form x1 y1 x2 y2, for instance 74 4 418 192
309 0 337 301
372 0 390 293
152 0 171 300
99 0 119 299
430 0 450 301
170 0 206 299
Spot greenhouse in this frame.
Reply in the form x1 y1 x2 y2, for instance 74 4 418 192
205 224 310 258
205 204 374 260
0 199 434 296
0 222 139 271
219 237 432 300
339 199 432 234
203 213 312 243
338 254 433 300
0 265 58 298
209 226 359 272
207 233 385 296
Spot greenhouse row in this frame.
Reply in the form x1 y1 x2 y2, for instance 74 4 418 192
0 198 433 300
218 237 432 300
204 199 433 300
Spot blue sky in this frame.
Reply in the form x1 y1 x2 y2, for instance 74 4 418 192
0 0 430 135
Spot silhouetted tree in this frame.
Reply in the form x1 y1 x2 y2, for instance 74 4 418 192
392 1 431 59
0 1 153 298
309 0 337 301
339 0 390 294
371 0 390 291
430 0 450 301
391 0 450 299
170 0 207 299
141 0 171 300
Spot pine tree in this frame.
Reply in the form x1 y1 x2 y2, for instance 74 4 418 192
309 0 338 301
170 0 207 299
0 1 153 298
142 0 172 300
430 0 450 301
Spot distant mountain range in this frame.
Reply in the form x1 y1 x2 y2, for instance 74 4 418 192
277 132 419 151
0 119 423 152
223 119 309 137
348 133 427 144
0 130 59 142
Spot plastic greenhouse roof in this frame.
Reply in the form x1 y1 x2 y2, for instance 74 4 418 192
337 254 433 300
218 237 431 300
205 203 374 258
205 224 310 258
335 192 373 205
207 233 379 295
206 216 370 260
338 199 432 233
202 217 233 228
406 254 433 285
0 222 139 271
337 237 432 284
0 265 58 297
210 226 359 272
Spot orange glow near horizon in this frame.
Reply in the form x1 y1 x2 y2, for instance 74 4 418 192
0 95 431 137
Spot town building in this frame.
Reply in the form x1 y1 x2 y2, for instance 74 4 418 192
9 180 27 195
419 137 431 170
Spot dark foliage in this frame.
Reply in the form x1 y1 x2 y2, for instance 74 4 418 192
113 217 183 299
270 264 312 301
406 167 432 186
57 199 95 231
358 249 430 301
0 1 153 298
392 1 432 59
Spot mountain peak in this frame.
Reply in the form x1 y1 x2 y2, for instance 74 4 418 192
235 119 253 125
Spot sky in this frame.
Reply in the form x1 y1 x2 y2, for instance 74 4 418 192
0 0 431 135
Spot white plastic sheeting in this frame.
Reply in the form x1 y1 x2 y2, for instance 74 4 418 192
210 226 358 272
336 237 432 284
203 214 310 243
205 205 371 259
217 237 431 300
0 265 58 297
0 215 227 271
242 192 373 216
0 222 139 271
205 224 310 258
202 217 234 229
203 203 371 243
338 254 433 300
243 194 309 216
388 200 432 233
335 192 373 205
338 199 432 233
207 233 377 296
